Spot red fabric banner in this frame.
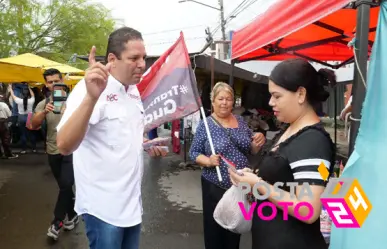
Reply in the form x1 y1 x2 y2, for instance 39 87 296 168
137 32 201 132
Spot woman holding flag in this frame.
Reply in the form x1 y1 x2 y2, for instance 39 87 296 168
189 82 266 249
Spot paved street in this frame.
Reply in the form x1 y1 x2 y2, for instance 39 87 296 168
0 148 252 249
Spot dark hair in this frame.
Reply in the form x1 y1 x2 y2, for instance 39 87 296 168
43 68 62 81
105 27 143 62
269 58 336 107
21 86 31 112
42 85 50 98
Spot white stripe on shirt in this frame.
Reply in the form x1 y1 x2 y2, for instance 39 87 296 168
293 171 325 180
290 159 331 170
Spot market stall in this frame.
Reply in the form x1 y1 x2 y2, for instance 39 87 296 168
0 53 84 84
230 0 382 246
230 0 380 155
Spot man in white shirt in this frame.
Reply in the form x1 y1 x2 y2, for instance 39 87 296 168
0 95 18 159
56 27 167 249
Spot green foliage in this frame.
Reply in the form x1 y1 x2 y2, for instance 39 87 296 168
0 0 115 69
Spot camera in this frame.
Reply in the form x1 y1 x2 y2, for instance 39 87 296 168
52 83 69 114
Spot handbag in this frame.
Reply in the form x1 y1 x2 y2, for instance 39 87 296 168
26 112 40 130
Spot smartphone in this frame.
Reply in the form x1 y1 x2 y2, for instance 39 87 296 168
52 83 68 114
157 146 169 153
142 137 171 150
219 154 244 176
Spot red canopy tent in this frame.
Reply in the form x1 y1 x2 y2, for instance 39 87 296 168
230 0 381 155
231 0 379 68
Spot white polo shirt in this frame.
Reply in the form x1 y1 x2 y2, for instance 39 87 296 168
57 75 145 227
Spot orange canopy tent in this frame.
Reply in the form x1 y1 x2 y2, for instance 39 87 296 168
231 0 379 68
230 0 381 155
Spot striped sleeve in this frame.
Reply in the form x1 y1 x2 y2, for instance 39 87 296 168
286 130 333 186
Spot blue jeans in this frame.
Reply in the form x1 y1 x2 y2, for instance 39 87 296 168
82 214 141 249
18 114 36 151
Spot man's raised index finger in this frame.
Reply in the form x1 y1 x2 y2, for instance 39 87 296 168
89 46 97 66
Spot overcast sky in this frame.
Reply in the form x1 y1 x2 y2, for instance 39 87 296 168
88 0 276 55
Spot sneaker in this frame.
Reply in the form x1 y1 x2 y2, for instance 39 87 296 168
63 215 79 231
7 154 19 159
47 221 63 240
20 151 26 154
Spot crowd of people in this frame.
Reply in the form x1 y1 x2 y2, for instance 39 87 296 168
0 82 40 159
0 25 339 249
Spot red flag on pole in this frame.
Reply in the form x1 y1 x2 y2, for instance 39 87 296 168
138 32 223 182
137 32 201 132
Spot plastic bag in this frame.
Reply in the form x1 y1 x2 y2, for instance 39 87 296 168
320 207 332 244
213 185 252 234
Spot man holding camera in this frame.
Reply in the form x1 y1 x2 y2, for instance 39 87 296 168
31 68 78 241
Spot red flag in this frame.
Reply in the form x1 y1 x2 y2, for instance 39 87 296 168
137 32 201 132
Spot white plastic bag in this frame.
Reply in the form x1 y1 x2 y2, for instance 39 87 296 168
213 185 252 234
320 207 332 244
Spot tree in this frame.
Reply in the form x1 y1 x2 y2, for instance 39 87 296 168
0 0 115 69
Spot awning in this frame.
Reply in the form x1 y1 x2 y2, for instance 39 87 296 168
64 75 83 86
231 0 379 67
0 53 84 83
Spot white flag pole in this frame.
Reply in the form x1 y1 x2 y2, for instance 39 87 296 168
199 106 223 182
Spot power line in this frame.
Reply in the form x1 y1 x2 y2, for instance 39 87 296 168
211 0 252 36
225 0 251 20
233 0 259 17
211 0 259 36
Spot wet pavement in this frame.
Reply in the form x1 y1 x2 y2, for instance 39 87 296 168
0 148 252 249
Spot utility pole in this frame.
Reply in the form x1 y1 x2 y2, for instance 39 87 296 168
219 0 226 41
179 0 227 40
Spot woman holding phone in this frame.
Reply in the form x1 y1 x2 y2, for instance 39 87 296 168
229 59 335 249
189 82 266 249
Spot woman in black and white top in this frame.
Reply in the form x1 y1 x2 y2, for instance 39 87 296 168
229 58 335 249
9 84 36 154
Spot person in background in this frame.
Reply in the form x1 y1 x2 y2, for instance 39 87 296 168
171 119 180 154
189 82 266 249
8 84 36 154
31 68 78 241
340 95 352 120
56 27 167 249
148 127 158 140
0 94 18 159
229 58 335 249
